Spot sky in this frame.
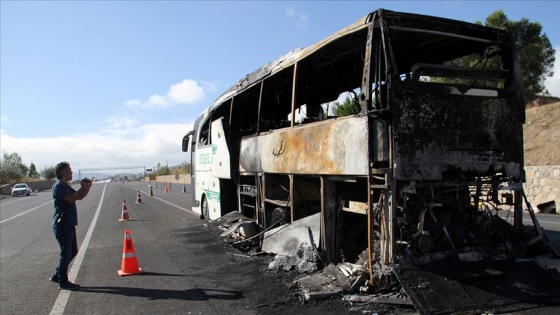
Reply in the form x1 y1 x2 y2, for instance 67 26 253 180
1 1 559 175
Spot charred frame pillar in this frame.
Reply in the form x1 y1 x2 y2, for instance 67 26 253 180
321 176 338 264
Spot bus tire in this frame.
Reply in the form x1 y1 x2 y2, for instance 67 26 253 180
201 195 209 221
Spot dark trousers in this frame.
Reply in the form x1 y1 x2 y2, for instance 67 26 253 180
52 226 78 283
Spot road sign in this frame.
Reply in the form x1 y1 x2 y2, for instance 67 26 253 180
175 174 180 180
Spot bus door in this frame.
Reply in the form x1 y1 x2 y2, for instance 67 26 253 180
197 117 232 220
182 130 196 210
210 118 231 179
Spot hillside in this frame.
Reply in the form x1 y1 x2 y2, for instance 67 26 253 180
524 101 560 166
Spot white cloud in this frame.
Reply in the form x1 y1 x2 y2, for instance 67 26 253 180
125 99 142 107
544 47 560 98
126 79 207 109
1 116 7 136
168 79 205 104
202 81 217 93
105 116 139 129
285 5 308 28
298 13 309 27
286 5 296 18
147 94 169 107
0 121 194 174
100 116 142 137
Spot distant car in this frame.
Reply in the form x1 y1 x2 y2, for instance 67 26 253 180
11 183 31 197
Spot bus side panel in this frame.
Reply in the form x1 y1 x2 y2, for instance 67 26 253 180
194 144 213 216
239 116 369 175
206 176 222 220
194 151 223 220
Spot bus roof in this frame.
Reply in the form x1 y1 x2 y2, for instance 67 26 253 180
209 8 511 111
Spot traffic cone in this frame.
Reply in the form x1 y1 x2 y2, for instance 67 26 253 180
149 186 154 197
117 229 142 276
164 185 169 193
119 199 130 222
135 190 142 204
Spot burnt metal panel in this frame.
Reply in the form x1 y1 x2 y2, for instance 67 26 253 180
392 82 523 180
239 117 369 175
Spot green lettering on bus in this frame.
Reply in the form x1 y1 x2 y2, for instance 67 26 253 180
199 153 211 165
203 189 220 201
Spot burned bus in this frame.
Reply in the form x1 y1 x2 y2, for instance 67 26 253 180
183 8 559 312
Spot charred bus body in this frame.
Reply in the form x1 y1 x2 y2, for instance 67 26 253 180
184 9 559 312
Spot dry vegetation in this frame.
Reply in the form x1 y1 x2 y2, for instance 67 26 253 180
524 100 560 166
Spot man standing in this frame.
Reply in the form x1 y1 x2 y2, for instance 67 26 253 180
50 162 92 290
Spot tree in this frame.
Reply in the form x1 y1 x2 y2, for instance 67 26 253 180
0 151 28 183
177 161 192 174
40 166 57 181
332 97 359 117
155 162 170 176
484 10 556 104
28 162 39 178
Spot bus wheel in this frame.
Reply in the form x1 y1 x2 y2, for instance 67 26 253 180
201 196 209 221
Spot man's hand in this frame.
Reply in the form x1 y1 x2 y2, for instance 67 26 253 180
80 177 93 189
64 178 93 203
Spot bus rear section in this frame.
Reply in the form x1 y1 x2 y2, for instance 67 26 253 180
361 10 558 311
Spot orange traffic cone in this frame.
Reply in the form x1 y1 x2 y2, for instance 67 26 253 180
119 199 130 222
149 186 154 197
117 229 143 276
135 190 142 204
164 185 169 193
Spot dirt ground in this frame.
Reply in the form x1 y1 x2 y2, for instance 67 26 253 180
524 100 560 166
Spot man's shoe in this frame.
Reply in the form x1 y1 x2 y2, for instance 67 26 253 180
58 281 81 291
49 275 58 283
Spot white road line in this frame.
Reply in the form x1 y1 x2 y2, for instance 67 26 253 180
49 183 107 315
0 198 27 206
136 188 198 216
523 219 560 225
0 201 52 224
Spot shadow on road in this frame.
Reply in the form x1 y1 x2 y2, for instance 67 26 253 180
78 286 244 301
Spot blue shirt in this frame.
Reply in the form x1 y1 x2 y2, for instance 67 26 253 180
52 180 78 227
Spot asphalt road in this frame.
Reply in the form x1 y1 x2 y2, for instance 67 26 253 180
1 182 560 315
1 182 337 315
498 210 560 250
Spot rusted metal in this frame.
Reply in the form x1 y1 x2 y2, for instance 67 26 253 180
239 116 369 175
342 201 368 215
